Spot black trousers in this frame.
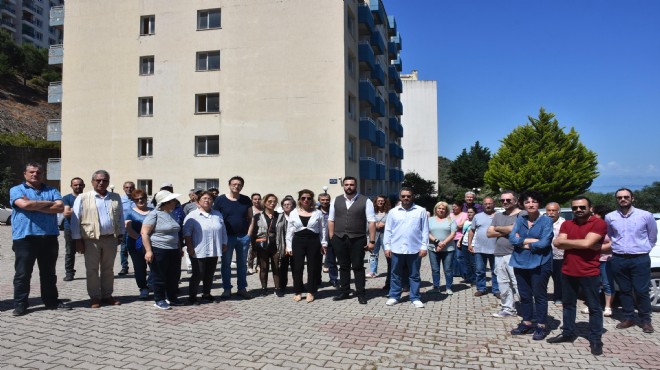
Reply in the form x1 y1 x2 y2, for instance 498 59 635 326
13 236 59 307
63 229 76 275
151 248 180 302
278 254 294 293
189 256 218 298
332 235 367 297
292 234 322 294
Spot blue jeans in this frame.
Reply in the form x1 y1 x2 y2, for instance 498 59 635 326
221 235 250 291
453 246 466 278
475 253 499 294
610 254 652 323
561 274 603 344
324 243 338 283
514 259 552 325
126 241 152 290
389 252 422 301
368 234 383 274
428 249 454 290
600 260 614 296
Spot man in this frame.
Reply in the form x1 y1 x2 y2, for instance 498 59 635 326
213 176 253 299
62 177 86 281
328 176 376 304
468 197 499 298
71 170 125 308
318 193 337 287
10 162 70 316
487 190 521 317
383 188 429 308
183 188 203 215
462 191 484 213
606 188 657 334
118 181 135 275
545 202 566 305
547 196 607 356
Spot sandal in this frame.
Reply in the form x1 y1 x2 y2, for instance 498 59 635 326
293 294 302 302
306 293 315 303
366 272 377 278
604 307 612 317
323 266 329 273
580 306 590 314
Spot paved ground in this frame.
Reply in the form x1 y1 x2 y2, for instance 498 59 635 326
0 225 658 369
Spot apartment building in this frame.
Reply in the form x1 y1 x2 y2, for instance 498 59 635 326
48 0 404 199
0 0 63 48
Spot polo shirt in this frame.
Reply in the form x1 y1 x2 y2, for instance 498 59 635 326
560 216 607 277
9 182 62 240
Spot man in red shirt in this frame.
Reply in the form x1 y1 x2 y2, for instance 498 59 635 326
546 196 607 356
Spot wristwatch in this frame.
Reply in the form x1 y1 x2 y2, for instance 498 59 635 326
369 241 375 244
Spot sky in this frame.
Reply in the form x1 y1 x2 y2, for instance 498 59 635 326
383 0 660 193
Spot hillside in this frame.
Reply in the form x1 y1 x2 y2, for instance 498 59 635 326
0 76 61 140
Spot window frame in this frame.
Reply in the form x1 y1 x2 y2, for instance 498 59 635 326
196 51 221 71
140 15 155 36
138 97 153 117
194 178 220 191
139 55 155 75
137 179 153 196
137 137 153 158
197 9 221 30
195 135 220 156
348 136 356 161
195 93 220 114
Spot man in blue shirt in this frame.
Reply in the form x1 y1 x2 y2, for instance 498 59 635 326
62 177 85 281
118 181 136 275
10 162 71 316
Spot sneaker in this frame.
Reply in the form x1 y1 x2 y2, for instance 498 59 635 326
237 289 252 299
427 286 441 293
492 310 515 318
12 303 27 316
46 301 72 311
411 300 425 308
446 288 453 295
221 290 231 299
511 322 535 335
532 326 548 340
118 267 129 276
154 300 171 310
139 288 149 300
230 261 237 268
247 268 254 275
63 274 74 281
385 298 398 306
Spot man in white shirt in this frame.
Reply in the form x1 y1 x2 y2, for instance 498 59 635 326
383 188 429 308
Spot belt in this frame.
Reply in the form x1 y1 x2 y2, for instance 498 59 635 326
612 253 649 259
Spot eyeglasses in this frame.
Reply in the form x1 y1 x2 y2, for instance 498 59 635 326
571 205 588 211
500 199 513 203
94 179 109 183
400 195 412 199
616 196 631 200
133 197 147 202
300 196 312 201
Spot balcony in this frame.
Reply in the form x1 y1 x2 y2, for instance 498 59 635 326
23 1 42 16
389 91 400 109
360 157 377 180
388 65 403 93
373 96 385 117
389 142 404 159
1 4 16 16
359 79 375 107
358 41 375 70
369 0 386 25
371 63 384 86
48 44 62 65
48 81 62 103
357 3 374 35
391 54 402 72
377 161 386 180
1 18 15 32
376 128 386 148
389 168 404 183
389 32 402 54
50 5 63 27
370 31 385 55
47 158 61 180
387 15 397 37
359 117 377 145
47 119 61 141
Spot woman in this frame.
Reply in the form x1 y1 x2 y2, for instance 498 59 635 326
125 189 153 300
367 195 390 278
142 190 184 310
247 193 263 275
286 190 327 302
450 200 469 281
275 197 295 297
250 194 280 296
585 205 614 317
183 191 227 305
428 201 457 295
461 206 477 285
509 190 554 340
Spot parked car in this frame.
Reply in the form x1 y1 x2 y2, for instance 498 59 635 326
0 204 11 225
650 219 660 312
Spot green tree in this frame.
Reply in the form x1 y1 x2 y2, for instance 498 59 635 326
484 108 598 204
402 171 437 211
19 43 48 85
633 182 660 213
437 156 466 202
450 141 491 189
0 31 24 78
0 166 13 205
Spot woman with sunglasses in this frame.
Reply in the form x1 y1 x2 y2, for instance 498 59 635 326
275 197 295 297
286 190 327 302
428 201 457 295
250 194 280 296
367 195 391 278
124 189 153 300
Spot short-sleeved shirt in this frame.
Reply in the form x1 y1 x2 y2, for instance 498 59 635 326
125 208 149 248
62 193 77 230
212 194 252 236
470 212 496 254
428 217 457 252
560 216 607 277
10 183 62 240
143 210 181 250
491 212 519 256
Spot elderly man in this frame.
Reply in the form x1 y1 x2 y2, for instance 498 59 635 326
62 177 85 281
462 191 484 214
10 162 70 316
468 197 499 298
545 202 566 305
71 170 125 308
118 181 135 275
383 188 429 308
606 188 657 334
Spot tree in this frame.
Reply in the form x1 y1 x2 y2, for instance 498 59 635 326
437 156 465 202
402 171 437 211
19 43 48 85
0 166 13 205
450 141 491 189
484 108 598 204
633 182 660 213
0 31 24 78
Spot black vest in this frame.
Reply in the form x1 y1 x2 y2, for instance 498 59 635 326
333 194 368 238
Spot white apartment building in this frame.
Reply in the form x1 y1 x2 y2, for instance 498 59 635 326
47 0 404 199
0 0 63 48
400 70 438 192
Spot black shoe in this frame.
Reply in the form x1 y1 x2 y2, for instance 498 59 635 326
168 299 185 306
357 296 367 305
46 301 72 311
382 284 390 291
63 274 74 281
201 294 216 303
546 334 577 344
333 293 351 301
330 280 339 288
188 298 200 306
118 268 129 276
590 342 603 356
12 303 27 316
276 291 285 298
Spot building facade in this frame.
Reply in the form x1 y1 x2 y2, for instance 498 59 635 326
48 0 404 199
0 0 63 48
400 70 438 192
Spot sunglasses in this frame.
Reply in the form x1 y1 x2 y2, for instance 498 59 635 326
133 197 147 202
300 196 312 201
500 199 513 203
400 195 412 199
616 196 631 200
571 205 588 211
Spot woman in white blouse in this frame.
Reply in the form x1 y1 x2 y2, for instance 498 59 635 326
286 189 327 302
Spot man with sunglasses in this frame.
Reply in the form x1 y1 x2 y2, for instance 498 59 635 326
547 196 606 355
117 181 136 276
62 177 86 281
605 188 657 334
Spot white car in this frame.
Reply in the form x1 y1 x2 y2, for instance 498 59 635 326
0 204 11 225
650 220 660 312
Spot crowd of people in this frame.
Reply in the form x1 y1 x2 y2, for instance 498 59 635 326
8 162 658 356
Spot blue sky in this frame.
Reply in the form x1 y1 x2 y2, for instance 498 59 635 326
383 0 660 193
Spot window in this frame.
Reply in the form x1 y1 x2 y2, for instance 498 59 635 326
197 9 221 30
138 97 153 116
140 56 154 75
195 135 219 156
347 94 356 120
195 93 219 113
195 179 219 190
137 179 153 196
196 51 220 71
140 15 155 35
348 136 356 161
347 52 356 78
138 137 153 157
347 10 355 37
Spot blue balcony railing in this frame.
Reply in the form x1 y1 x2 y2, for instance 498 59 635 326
359 79 376 107
360 157 377 180
47 119 61 141
370 31 385 55
371 63 384 86
357 3 374 34
373 96 385 117
377 162 386 180
387 15 397 36
391 54 402 72
369 0 386 25
376 129 386 148
359 117 377 144
358 41 375 70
